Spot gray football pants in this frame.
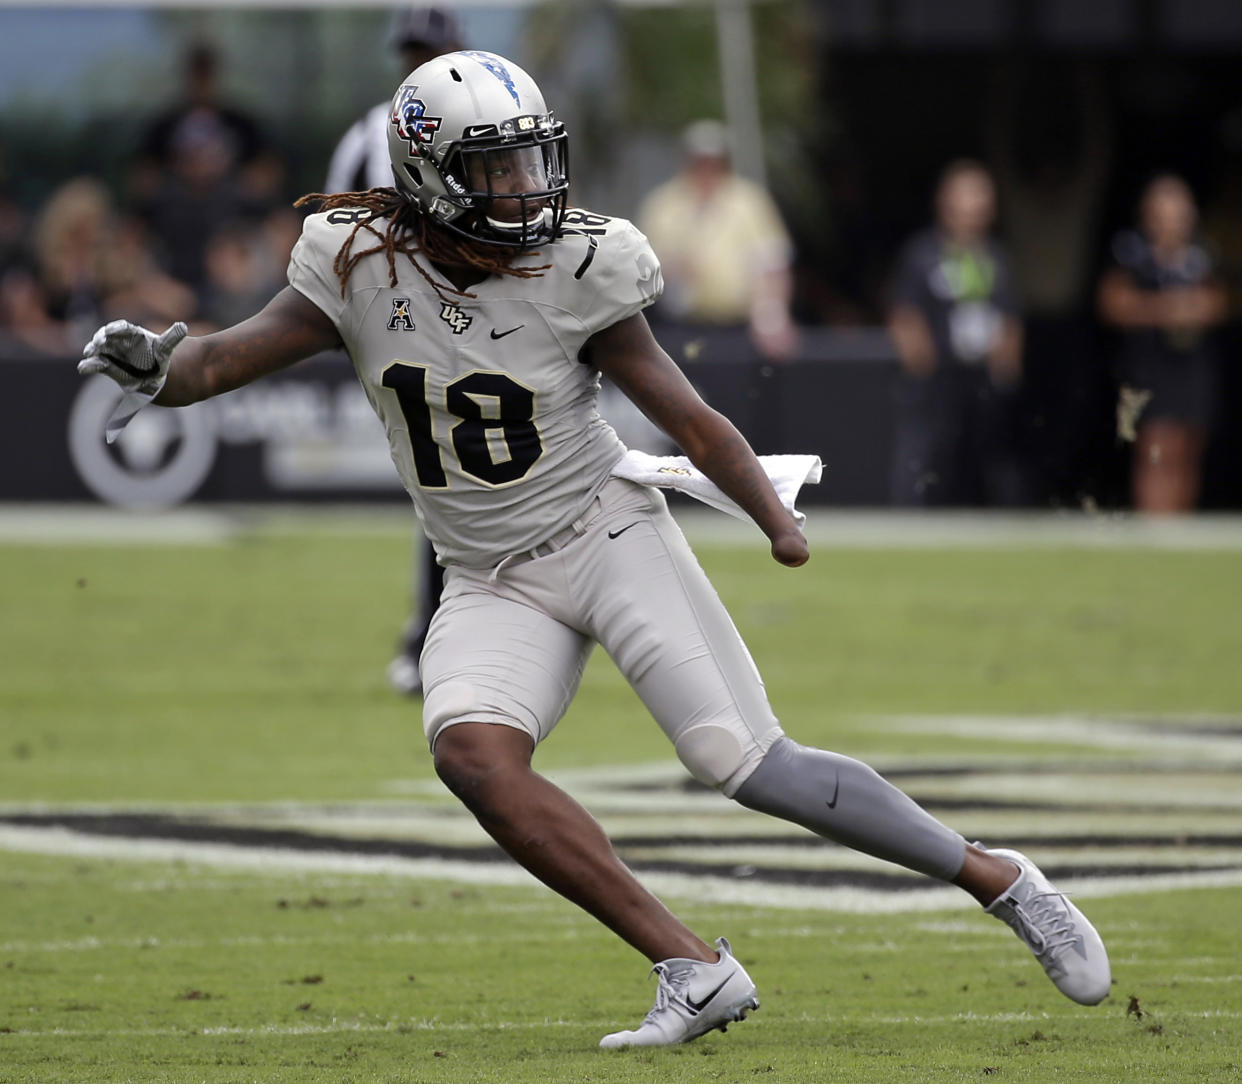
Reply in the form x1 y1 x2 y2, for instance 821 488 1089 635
421 476 967 882
421 477 783 796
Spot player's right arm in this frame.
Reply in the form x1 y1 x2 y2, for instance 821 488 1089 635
589 311 809 569
156 286 342 405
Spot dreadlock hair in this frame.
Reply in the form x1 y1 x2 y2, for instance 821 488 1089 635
293 188 552 305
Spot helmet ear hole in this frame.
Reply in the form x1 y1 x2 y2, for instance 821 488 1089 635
402 164 424 189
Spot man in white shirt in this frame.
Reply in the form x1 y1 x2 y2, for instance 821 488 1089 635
638 120 798 361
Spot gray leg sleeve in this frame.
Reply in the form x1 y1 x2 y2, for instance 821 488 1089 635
732 736 967 881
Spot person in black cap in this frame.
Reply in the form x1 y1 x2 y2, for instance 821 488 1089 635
324 6 466 695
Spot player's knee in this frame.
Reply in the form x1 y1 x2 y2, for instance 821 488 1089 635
674 723 752 792
431 726 477 774
431 724 509 802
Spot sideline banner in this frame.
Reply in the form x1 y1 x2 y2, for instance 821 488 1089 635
12 353 405 509
4 352 896 509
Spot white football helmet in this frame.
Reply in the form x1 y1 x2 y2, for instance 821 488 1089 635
387 50 568 249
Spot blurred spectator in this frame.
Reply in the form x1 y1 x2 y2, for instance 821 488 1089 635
325 6 465 194
98 216 198 331
886 160 1025 506
199 209 297 330
0 139 59 358
31 178 197 352
130 41 283 290
323 5 464 699
0 266 64 358
637 119 799 361
260 206 303 278
199 222 277 329
14 178 197 356
1098 174 1227 514
32 177 115 349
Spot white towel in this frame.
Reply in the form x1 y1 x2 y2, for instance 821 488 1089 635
610 450 823 526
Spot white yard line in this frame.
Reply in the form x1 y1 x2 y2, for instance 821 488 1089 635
0 505 239 545
4 504 1242 549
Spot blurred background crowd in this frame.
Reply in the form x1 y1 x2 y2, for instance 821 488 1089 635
2 0 1241 513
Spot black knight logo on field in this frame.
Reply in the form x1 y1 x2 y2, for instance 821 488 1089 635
388 297 416 332
391 85 442 154
439 303 473 335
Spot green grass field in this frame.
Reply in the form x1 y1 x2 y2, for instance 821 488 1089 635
2 508 1241 1082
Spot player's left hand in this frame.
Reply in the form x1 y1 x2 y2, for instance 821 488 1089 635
770 527 809 567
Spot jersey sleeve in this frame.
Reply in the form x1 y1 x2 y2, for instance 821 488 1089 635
286 211 351 326
571 217 665 337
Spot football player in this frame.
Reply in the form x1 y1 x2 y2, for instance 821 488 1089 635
79 51 1111 1047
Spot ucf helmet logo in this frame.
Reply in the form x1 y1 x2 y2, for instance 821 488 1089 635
392 85 442 155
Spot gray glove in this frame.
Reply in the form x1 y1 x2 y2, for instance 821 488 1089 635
78 319 188 443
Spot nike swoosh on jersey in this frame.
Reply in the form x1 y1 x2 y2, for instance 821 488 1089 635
607 522 639 540
490 325 525 340
685 976 735 1014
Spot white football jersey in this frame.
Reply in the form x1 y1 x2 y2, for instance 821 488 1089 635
287 207 664 568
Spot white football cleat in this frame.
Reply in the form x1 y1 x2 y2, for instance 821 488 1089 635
599 937 759 1049
980 844 1111 1005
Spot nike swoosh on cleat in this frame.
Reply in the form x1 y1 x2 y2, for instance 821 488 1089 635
825 772 840 810
607 522 639 540
490 325 524 340
685 976 736 1014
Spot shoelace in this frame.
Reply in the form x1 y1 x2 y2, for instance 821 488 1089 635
643 963 691 1024
1012 890 1079 958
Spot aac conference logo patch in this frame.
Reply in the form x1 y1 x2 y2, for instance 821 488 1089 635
388 297 416 332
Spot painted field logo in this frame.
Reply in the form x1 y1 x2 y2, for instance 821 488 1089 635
4 716 1240 911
